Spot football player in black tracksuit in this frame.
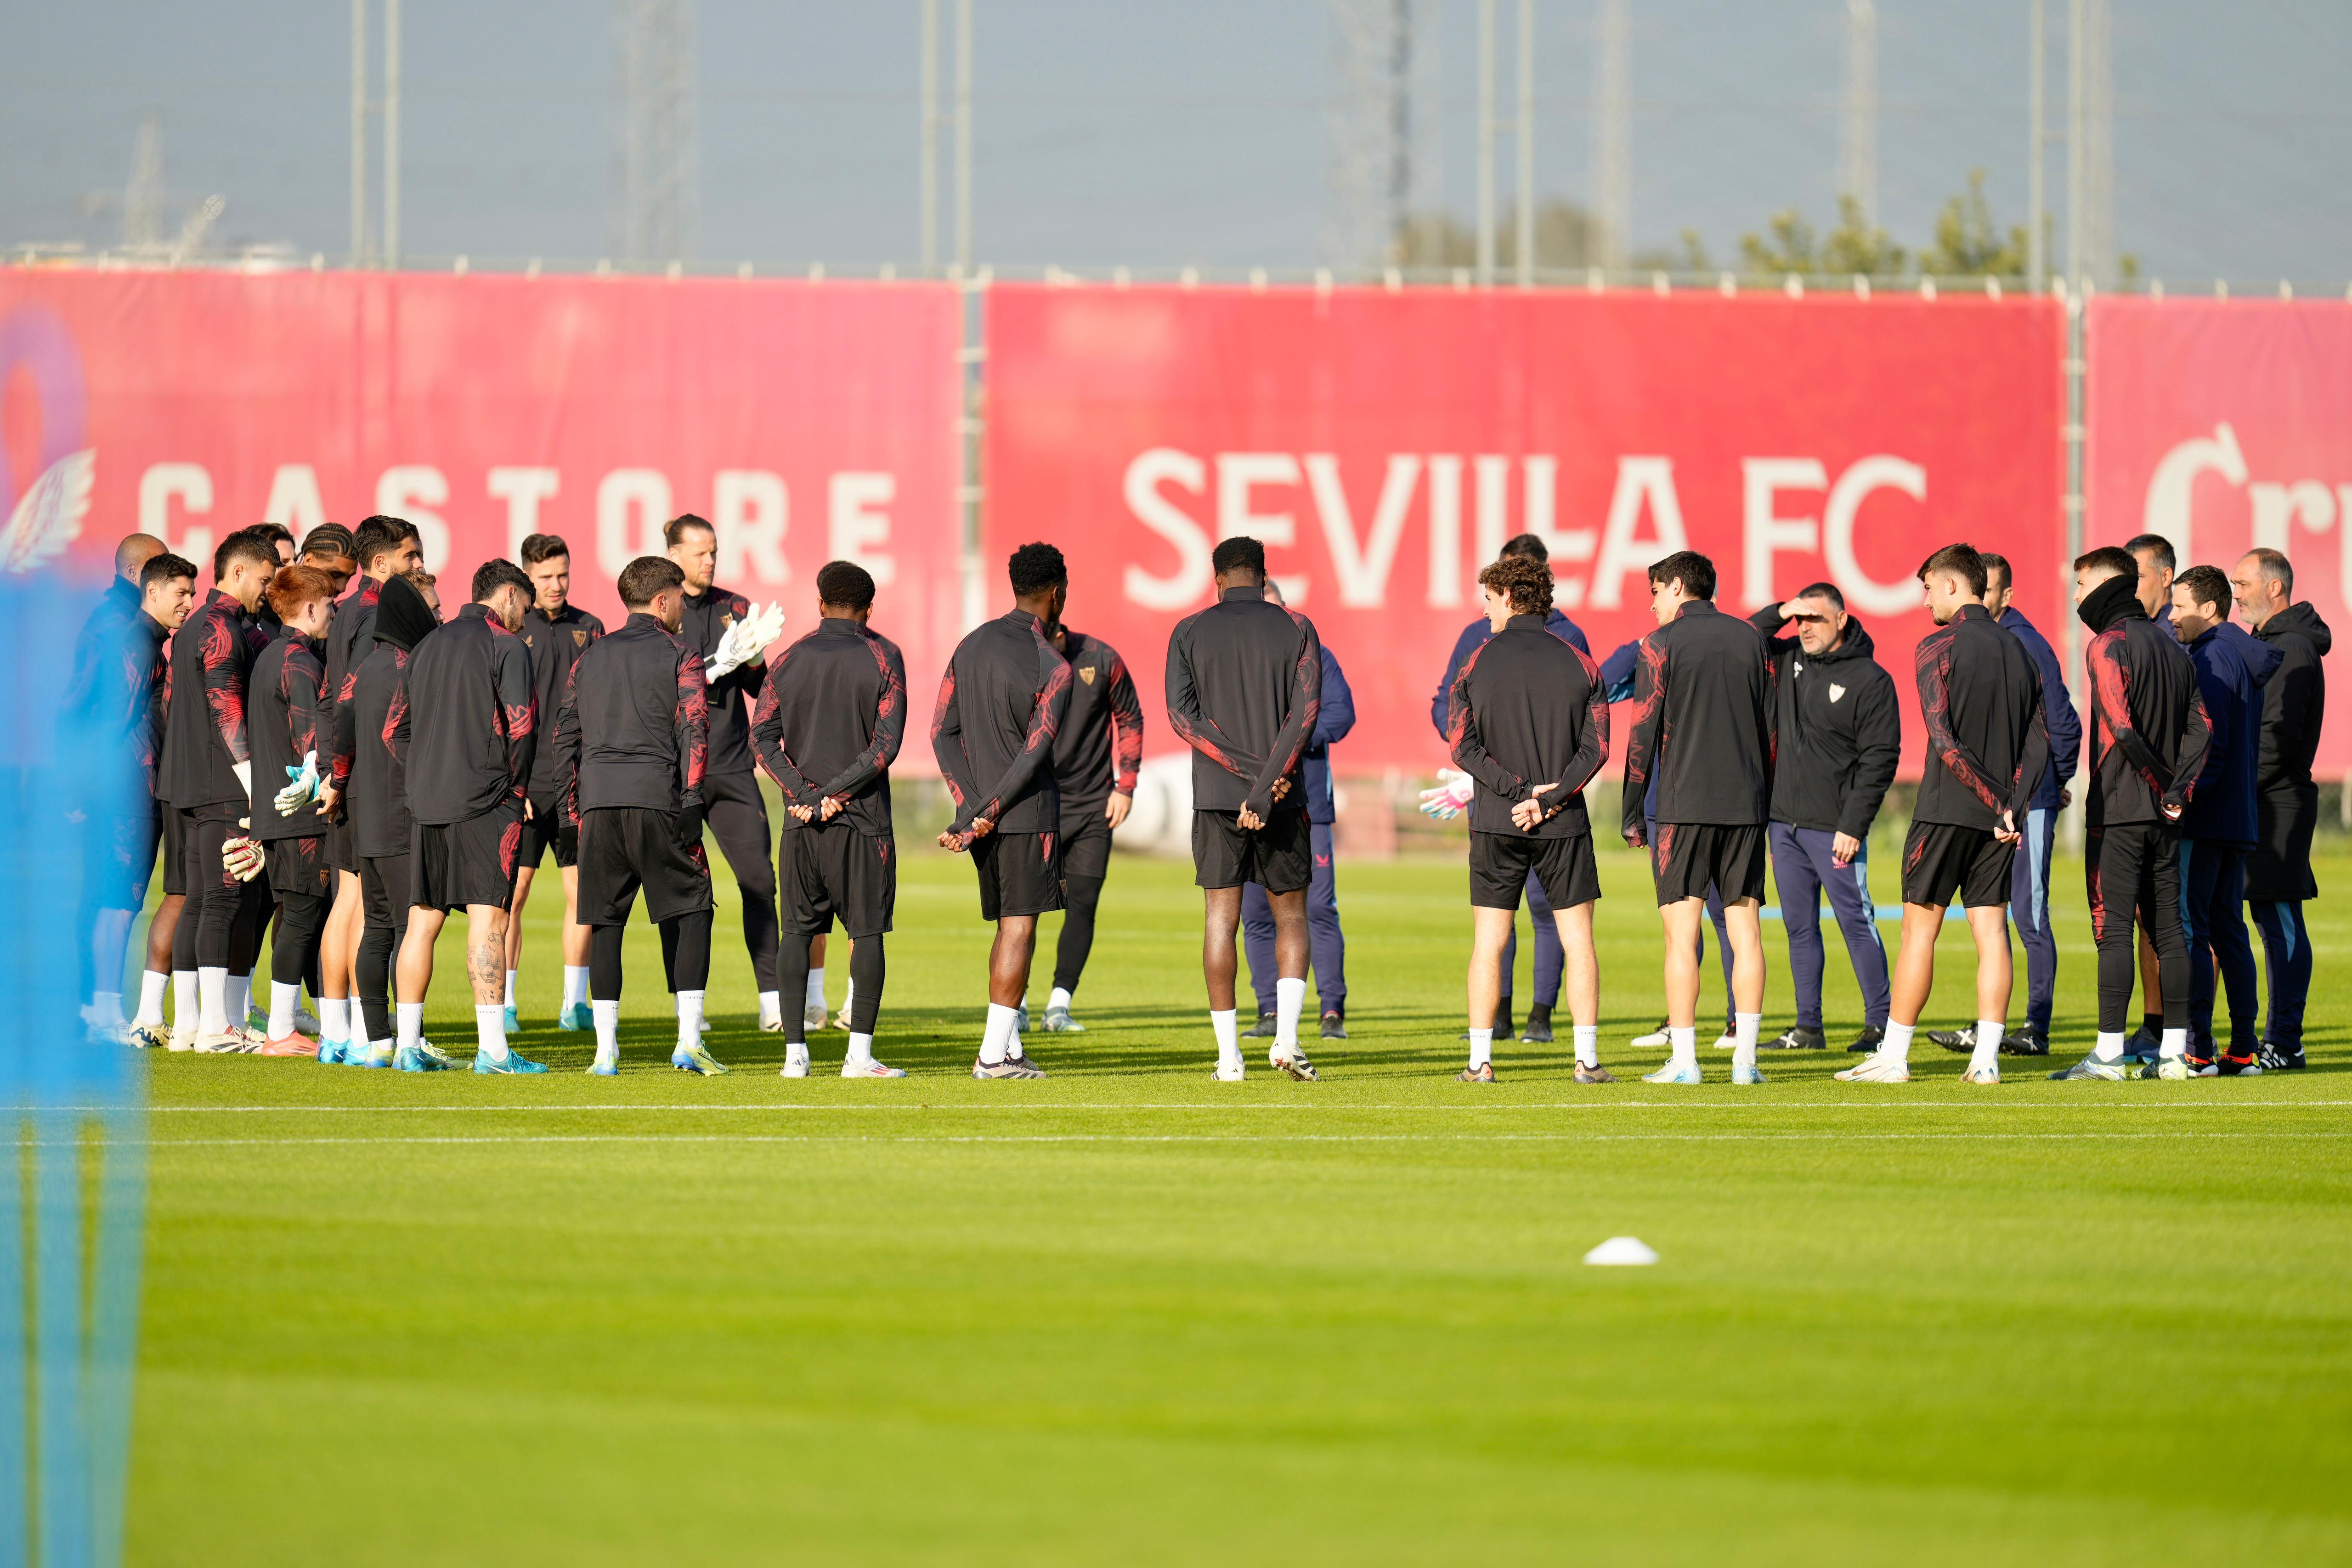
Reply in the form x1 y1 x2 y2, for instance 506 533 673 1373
555 555 721 1078
1445 554 1612 1084
1619 551 1773 1086
1038 619 1144 1035
318 515 424 1060
934 543 1074 1080
329 570 440 1068
109 550 198 1049
397 558 540 1073
1748 584 1901 1055
2231 547 2329 1072
2051 546 2212 1082
1165 535 1323 1083
509 532 606 1033
1843 545 2048 1086
663 515 789 1030
247 566 341 1055
157 531 279 1052
753 560 909 1079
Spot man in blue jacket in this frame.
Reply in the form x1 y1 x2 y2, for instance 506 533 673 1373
1245 579 1357 1038
1930 552 2080 1058
2167 565 2280 1073
1426 533 1588 1042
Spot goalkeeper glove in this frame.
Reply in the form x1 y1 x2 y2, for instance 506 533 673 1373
222 819 264 882
1417 768 1475 821
274 751 321 816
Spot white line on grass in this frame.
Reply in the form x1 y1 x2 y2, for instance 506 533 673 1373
113 1130 2352 1148
147 1100 2352 1114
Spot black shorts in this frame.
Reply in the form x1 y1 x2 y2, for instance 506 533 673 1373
161 803 188 897
517 795 578 870
1193 808 1312 895
84 798 160 909
326 815 358 875
411 804 524 913
1059 809 1114 881
1651 822 1768 907
778 822 896 939
359 853 413 932
578 806 713 927
1472 831 1601 911
1901 820 2014 909
183 802 247 897
973 829 1066 920
264 835 333 900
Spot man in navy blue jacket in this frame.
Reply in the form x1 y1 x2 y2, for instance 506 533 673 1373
1933 552 2081 1057
1245 580 1356 1038
2169 566 2280 1072
1426 533 1588 1042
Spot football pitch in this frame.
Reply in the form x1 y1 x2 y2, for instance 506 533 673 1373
132 835 2352 1566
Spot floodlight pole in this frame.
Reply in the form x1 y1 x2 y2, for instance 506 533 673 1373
351 0 369 264
920 0 939 274
1476 0 1495 285
2027 0 2045 289
1515 0 1534 287
384 0 401 269
954 0 973 274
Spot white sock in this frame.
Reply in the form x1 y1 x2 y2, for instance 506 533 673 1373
135 971 169 1027
268 981 300 1039
172 970 197 1029
758 989 781 1027
226 972 250 1025
503 970 517 1009
1880 1021 1917 1064
847 1031 875 1065
320 997 351 1042
676 990 706 1049
1008 1018 1026 1058
841 977 856 1016
396 1001 424 1052
1211 1007 1240 1068
1468 1027 1494 1069
2092 1030 2127 1062
1968 1028 2002 1073
592 999 620 1063
980 1002 1018 1065
805 966 827 1007
1274 976 1306 1050
1733 1011 1761 1072
92 990 124 1027
2160 1027 2188 1061
562 965 590 1008
1668 1026 1697 1069
1574 1024 1599 1068
1049 986 1074 1011
475 1003 509 1059
197 967 229 1035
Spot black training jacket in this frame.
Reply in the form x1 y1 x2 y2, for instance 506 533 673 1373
2080 583 2211 828
158 588 268 811
334 643 415 859
1619 600 1773 838
1165 586 1323 819
1446 613 1609 839
402 603 537 826
322 575 381 752
1049 628 1145 820
1911 603 2050 830
933 609 1072 841
520 603 605 802
248 632 328 841
1748 606 1902 840
554 612 707 820
2251 600 2331 797
751 617 909 838
677 583 764 778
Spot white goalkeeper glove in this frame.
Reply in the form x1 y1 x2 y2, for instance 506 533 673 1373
274 751 321 817
1417 768 1476 821
707 601 786 680
222 818 264 882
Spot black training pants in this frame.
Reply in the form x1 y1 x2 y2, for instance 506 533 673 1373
594 908 713 1002
701 770 779 992
2087 821 2188 1034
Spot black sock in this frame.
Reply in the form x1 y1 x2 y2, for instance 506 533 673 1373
2141 1010 2163 1038
1525 1002 1550 1027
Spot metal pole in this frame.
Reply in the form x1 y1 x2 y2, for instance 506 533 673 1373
1476 0 1494 284
351 0 369 265
383 0 401 269
1514 0 1533 287
2065 0 2083 293
920 0 939 274
953 0 972 273
2027 0 2045 289
2058 0 2088 855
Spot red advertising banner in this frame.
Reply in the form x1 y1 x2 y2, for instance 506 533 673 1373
985 283 2064 776
2087 298 2350 774
0 268 963 706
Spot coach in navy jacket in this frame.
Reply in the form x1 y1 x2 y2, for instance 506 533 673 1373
1428 534 1588 1038
1246 599 1357 1030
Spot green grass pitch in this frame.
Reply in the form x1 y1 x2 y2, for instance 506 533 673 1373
131 829 2352 1566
